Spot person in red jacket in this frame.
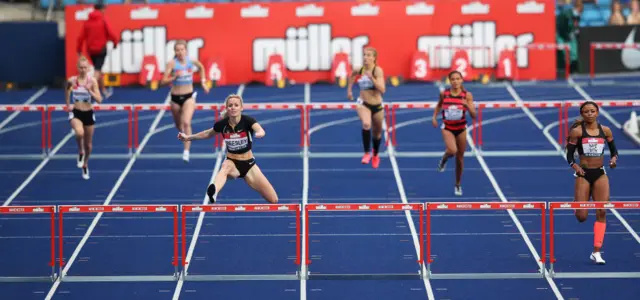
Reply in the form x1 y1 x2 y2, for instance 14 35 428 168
76 4 118 98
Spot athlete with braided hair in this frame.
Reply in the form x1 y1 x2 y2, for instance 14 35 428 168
565 101 619 265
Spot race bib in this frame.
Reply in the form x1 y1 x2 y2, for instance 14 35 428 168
224 132 249 151
581 138 604 157
444 106 463 120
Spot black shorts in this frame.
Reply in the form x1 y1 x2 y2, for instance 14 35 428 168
575 167 606 186
69 109 95 126
227 157 256 178
171 92 196 106
444 127 466 137
89 49 107 71
359 99 384 114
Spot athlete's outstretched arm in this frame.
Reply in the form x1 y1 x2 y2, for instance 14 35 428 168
252 123 266 138
179 128 216 142
465 91 476 119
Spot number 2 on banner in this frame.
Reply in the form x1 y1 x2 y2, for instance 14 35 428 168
209 63 221 81
144 64 155 82
335 61 347 79
454 58 467 78
414 59 428 79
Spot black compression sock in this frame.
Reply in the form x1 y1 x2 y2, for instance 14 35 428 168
372 137 382 155
362 129 371 153
207 183 216 203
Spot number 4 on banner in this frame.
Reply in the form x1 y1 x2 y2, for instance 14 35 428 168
205 58 226 88
331 52 351 88
138 55 161 90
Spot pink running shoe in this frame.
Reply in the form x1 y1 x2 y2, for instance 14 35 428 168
371 155 380 169
361 153 371 164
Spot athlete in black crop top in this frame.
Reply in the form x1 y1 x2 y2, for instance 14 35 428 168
177 94 279 204
565 101 618 265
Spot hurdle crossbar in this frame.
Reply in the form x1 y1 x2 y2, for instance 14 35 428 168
180 203 301 281
57 204 180 282
0 206 57 282
548 201 640 279
304 203 424 280
426 201 547 279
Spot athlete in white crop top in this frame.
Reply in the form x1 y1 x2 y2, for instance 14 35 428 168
161 40 210 163
177 94 279 205
65 56 103 180
347 47 387 169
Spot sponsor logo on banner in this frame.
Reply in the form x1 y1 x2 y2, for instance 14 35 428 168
578 25 640 74
65 0 555 85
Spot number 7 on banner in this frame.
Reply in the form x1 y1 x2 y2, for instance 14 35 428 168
138 55 161 88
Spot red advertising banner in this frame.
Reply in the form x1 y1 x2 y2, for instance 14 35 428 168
66 0 555 86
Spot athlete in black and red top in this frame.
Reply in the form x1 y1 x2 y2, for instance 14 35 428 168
431 71 476 196
565 101 618 265
177 94 279 204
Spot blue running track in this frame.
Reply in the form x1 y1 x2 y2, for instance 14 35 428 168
0 79 639 300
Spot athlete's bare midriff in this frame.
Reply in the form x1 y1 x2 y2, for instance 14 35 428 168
360 89 382 106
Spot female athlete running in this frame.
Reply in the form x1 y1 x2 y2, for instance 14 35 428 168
347 47 386 169
566 101 618 265
431 71 476 196
177 94 278 204
65 56 103 180
162 40 210 163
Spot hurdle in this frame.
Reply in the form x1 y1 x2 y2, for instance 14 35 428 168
180 204 301 281
0 206 57 282
304 203 424 280
57 205 180 282
425 201 547 279
47 104 134 155
548 201 640 279
0 104 47 156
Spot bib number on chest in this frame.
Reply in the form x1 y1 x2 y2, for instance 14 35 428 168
444 106 464 120
582 138 604 156
224 132 249 151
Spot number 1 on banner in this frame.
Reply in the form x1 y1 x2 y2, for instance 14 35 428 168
496 49 516 80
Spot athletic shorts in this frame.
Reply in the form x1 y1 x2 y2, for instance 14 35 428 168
227 157 256 178
69 109 95 126
171 92 197 106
